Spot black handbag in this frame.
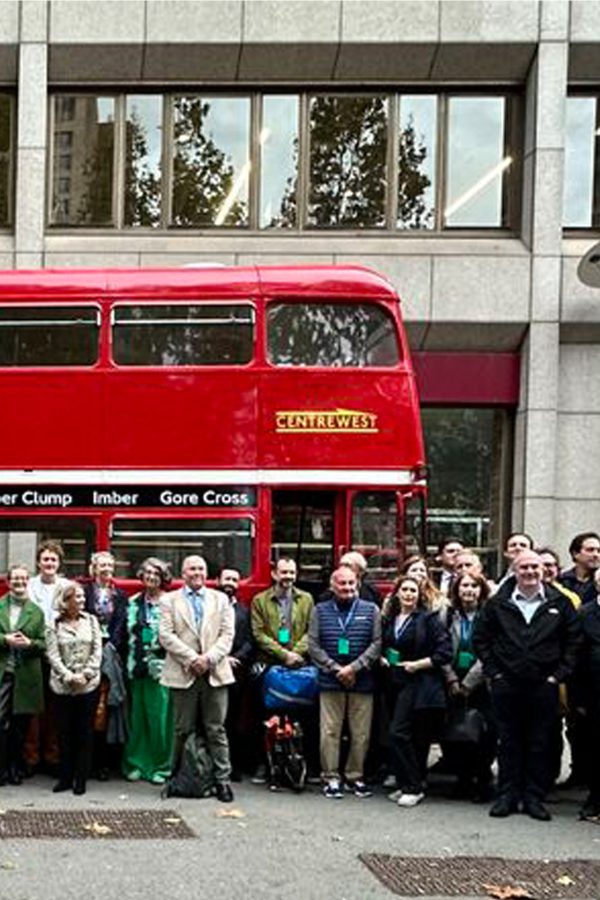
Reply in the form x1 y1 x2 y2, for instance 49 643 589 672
443 704 486 746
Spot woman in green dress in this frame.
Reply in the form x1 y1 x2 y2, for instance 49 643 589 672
123 557 173 785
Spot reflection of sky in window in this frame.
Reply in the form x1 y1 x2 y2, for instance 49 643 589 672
198 97 250 172
564 98 596 227
126 96 162 175
260 96 298 228
96 97 115 123
399 94 436 228
446 97 505 226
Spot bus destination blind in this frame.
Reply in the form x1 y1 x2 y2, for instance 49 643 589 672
0 486 256 509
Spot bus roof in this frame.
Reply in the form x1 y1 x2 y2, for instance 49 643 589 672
0 265 400 302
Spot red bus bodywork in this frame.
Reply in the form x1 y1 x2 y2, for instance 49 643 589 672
0 265 426 597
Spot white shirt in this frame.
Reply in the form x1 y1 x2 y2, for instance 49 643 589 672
28 575 70 626
510 585 545 624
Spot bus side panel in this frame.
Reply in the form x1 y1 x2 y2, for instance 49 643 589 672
0 372 105 467
258 370 424 471
101 371 259 469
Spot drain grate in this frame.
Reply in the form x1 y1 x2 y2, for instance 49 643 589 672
0 809 195 840
359 854 600 898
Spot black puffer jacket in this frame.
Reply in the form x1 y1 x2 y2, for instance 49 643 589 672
473 581 581 684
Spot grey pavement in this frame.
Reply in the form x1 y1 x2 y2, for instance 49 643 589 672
0 777 598 900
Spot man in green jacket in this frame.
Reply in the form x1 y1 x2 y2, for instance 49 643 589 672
251 558 313 667
250 557 314 782
0 564 46 784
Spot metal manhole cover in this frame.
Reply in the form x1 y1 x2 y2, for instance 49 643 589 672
0 809 195 839
359 855 600 898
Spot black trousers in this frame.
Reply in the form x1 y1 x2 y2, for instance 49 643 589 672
491 676 558 803
0 672 31 778
388 682 444 794
54 690 99 787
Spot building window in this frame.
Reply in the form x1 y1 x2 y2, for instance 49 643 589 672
422 407 512 578
564 95 600 229
50 96 115 226
49 91 519 232
0 93 14 227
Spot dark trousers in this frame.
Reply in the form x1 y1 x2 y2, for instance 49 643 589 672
54 690 99 788
584 697 600 804
0 672 31 780
491 676 558 803
388 682 444 794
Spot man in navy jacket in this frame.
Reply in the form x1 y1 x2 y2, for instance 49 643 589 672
308 567 381 799
474 550 581 821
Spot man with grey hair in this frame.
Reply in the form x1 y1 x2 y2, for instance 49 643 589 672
319 551 380 606
159 555 235 802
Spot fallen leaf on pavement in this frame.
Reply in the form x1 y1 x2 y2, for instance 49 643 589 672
0 861 16 870
482 884 533 899
163 817 181 824
556 875 576 886
83 821 113 835
215 808 245 819
332 835 344 842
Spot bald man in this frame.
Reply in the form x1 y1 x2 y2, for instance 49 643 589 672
159 555 235 802
474 550 581 821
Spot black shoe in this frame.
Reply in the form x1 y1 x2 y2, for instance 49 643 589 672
215 782 234 803
523 799 552 821
489 796 518 818
95 767 109 782
7 770 22 786
73 781 86 796
52 780 72 793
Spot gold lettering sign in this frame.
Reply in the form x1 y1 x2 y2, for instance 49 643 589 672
275 408 379 434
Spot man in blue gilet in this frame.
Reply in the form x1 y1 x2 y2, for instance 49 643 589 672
309 566 381 799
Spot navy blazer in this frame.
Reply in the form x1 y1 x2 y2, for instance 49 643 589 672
382 609 452 710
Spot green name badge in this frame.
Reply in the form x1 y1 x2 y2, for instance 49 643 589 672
338 637 350 656
457 651 475 670
386 648 401 666
278 627 290 644
141 626 153 645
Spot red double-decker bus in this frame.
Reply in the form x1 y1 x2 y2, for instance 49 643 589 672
0 264 425 597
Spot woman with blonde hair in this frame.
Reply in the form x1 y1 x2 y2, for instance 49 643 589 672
46 582 102 795
400 555 451 624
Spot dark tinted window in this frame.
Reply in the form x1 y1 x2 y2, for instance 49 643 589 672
0 307 99 366
110 517 253 577
112 304 254 366
0 517 95 578
267 303 400 367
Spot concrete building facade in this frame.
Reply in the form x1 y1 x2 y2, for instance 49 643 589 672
0 0 599 571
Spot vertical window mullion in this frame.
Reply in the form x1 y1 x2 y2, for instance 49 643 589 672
437 94 448 231
163 93 174 228
297 93 309 230
387 93 399 230
249 92 260 231
593 96 600 229
113 94 125 230
46 95 55 227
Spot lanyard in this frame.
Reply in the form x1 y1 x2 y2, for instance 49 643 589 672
337 599 358 634
459 616 474 648
394 613 413 641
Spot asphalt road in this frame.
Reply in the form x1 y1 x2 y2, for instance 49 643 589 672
0 777 597 900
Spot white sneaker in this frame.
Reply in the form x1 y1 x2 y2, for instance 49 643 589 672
397 792 425 808
388 789 403 802
383 774 396 788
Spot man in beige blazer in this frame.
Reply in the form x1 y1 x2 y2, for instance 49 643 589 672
159 554 235 802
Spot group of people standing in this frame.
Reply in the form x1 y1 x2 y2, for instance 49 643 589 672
0 530 599 824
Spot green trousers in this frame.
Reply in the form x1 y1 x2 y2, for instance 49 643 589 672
123 677 173 782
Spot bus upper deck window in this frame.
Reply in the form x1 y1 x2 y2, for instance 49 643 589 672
267 302 400 367
112 304 254 366
0 306 99 366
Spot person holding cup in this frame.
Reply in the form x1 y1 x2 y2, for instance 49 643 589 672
382 575 451 808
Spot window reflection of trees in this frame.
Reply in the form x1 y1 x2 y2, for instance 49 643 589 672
125 107 161 227
113 305 253 366
268 304 399 367
171 97 248 227
308 96 388 228
398 113 434 229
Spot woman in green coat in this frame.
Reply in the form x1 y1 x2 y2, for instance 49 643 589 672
123 557 173 785
0 564 45 784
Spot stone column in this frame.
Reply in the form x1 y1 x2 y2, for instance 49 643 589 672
14 0 48 269
512 1 568 545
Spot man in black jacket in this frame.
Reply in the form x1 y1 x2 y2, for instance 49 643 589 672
218 568 254 780
473 550 581 821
